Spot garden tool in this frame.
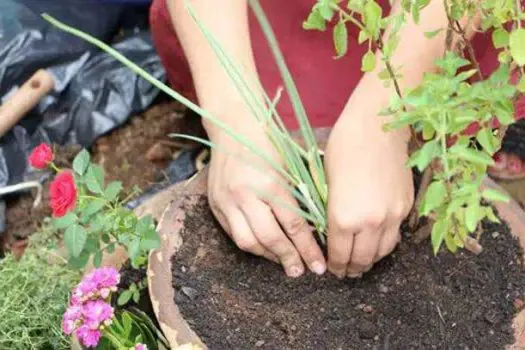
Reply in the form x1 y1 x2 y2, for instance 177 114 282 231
0 69 54 205
0 69 55 138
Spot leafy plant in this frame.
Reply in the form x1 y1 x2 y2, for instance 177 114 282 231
49 148 160 269
0 230 81 350
303 0 521 253
42 0 522 255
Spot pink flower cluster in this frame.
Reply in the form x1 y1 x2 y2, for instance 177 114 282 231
63 267 120 347
134 343 148 350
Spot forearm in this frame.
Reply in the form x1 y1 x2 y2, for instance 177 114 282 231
167 0 262 135
344 1 480 138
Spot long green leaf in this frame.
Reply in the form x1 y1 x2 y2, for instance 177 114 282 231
249 0 325 182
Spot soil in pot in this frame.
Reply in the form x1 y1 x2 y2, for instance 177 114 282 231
171 197 525 349
117 262 159 328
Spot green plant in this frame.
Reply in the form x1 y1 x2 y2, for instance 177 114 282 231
303 0 521 253
0 230 81 350
51 149 160 269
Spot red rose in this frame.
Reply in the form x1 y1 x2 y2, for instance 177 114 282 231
28 143 54 169
50 171 77 217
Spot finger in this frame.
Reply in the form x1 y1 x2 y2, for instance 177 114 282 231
347 230 381 277
209 202 232 233
239 196 305 277
224 207 279 263
327 229 354 279
375 224 402 262
270 192 326 275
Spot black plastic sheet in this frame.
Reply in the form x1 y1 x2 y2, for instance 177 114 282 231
0 0 166 235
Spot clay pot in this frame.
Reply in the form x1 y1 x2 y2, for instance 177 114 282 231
147 128 525 349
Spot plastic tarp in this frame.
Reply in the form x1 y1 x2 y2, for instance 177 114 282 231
0 0 166 233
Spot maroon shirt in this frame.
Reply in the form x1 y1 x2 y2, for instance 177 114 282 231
150 0 523 131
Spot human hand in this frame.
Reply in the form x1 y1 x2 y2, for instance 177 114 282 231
205 103 326 277
324 113 413 278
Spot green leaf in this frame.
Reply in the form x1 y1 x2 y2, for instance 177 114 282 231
424 28 443 39
85 164 105 194
83 198 106 217
64 224 87 257
465 201 481 232
318 2 334 20
476 128 498 155
84 235 100 253
107 242 115 254
128 238 141 261
137 215 154 235
52 212 78 230
485 206 500 223
133 290 140 304
482 189 510 203
449 145 495 166
118 290 133 306
407 140 438 171
104 181 123 201
431 219 448 255
518 76 525 93
93 250 103 268
73 149 90 176
122 310 133 335
140 229 160 251
420 181 447 215
358 30 369 44
303 8 326 31
361 50 376 72
492 28 509 49
333 19 348 58
363 0 382 39
101 233 111 244
68 249 90 269
444 232 458 253
510 28 525 66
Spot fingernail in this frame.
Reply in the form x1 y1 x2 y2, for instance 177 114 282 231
347 272 363 279
311 261 326 275
287 265 303 278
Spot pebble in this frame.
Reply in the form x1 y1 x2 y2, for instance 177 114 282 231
492 231 500 238
255 340 265 347
363 305 374 313
379 284 389 293
358 320 376 339
181 286 199 300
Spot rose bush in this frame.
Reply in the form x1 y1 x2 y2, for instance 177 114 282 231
26 144 160 269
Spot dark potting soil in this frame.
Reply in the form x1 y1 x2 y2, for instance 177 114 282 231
170 197 525 350
117 262 159 329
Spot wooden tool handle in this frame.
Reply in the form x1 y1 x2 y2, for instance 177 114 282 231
0 69 55 138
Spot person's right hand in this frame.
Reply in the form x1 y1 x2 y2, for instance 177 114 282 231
205 104 326 277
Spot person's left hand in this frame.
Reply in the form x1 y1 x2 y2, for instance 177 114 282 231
324 111 414 278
